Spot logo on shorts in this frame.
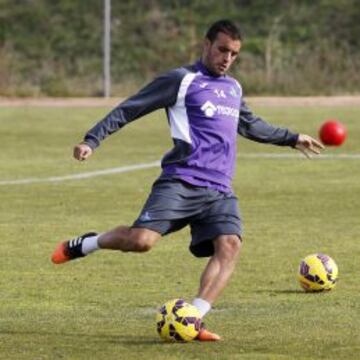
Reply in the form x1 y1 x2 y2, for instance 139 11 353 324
139 211 152 221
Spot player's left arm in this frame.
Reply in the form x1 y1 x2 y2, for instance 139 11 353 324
238 101 324 158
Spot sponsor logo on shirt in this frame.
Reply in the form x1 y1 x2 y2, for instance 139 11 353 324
217 105 239 118
201 101 217 117
201 101 239 119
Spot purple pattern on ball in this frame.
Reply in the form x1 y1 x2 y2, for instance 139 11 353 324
300 261 310 275
173 333 184 341
304 273 325 285
157 320 165 334
175 299 185 307
160 305 167 316
172 299 185 316
183 317 197 325
317 253 333 274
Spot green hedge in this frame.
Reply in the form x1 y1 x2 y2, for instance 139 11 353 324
1 0 359 96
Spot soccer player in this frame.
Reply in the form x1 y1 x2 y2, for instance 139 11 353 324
51 19 324 341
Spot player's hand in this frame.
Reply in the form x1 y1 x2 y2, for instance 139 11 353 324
295 134 325 159
73 143 93 161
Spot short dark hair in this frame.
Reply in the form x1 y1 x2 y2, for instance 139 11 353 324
206 19 242 43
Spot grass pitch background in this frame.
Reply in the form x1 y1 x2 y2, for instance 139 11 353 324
0 103 359 359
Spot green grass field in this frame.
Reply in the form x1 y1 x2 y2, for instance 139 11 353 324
0 103 359 359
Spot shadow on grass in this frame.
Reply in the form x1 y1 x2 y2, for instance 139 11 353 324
0 329 202 346
253 289 324 295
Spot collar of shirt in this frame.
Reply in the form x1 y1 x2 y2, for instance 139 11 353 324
195 60 225 78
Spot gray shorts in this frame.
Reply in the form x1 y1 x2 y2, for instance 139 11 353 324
133 178 242 257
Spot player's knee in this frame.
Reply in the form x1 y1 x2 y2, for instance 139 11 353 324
131 231 157 252
215 235 242 260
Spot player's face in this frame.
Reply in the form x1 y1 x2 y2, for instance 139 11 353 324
202 32 241 76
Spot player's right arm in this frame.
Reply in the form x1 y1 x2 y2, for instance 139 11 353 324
76 68 186 159
73 143 93 161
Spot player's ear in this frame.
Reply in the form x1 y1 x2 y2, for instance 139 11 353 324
203 38 211 52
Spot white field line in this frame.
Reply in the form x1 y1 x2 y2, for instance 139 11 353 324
0 161 160 185
1 153 359 186
239 153 360 159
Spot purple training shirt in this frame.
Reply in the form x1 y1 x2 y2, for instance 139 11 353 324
83 60 298 192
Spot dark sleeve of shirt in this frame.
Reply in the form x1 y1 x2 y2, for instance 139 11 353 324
83 68 186 149
237 101 299 147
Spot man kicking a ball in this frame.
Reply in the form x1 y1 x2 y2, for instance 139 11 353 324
52 19 324 341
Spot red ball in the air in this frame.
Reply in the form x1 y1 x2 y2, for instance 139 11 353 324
319 120 347 146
